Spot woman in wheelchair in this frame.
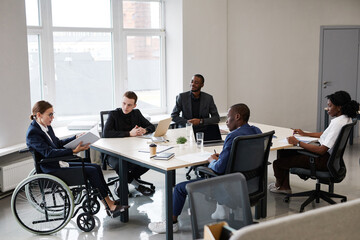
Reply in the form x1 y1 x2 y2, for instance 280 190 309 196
26 100 129 218
269 91 359 194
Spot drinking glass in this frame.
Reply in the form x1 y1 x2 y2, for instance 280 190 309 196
186 122 193 139
196 132 204 149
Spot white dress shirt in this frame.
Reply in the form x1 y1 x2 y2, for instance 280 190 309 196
319 114 352 154
36 121 53 143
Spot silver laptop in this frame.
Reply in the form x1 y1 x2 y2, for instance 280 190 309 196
141 117 172 141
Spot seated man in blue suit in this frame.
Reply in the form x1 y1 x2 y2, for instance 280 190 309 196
171 74 220 128
148 103 262 233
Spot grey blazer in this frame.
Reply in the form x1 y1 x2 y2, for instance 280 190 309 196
171 91 220 127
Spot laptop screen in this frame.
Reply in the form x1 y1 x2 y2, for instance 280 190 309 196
193 124 222 142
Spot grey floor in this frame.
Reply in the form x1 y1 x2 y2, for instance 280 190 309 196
1 138 359 240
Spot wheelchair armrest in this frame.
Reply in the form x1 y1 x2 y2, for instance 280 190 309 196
40 155 82 164
19 148 30 154
196 166 218 178
297 150 320 159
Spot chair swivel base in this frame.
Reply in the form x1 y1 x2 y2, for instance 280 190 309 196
284 186 346 212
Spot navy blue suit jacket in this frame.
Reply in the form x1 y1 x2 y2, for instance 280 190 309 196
208 123 262 174
171 91 220 126
26 120 75 159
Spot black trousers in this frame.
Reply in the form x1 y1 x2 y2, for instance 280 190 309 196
273 149 329 188
41 162 110 198
107 156 149 184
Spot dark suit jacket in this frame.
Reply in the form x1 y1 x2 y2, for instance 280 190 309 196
171 91 220 127
26 120 75 159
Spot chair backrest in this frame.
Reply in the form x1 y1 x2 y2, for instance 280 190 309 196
186 173 253 240
327 121 357 181
100 110 111 137
226 131 274 202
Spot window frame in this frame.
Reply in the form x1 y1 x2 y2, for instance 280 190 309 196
26 0 166 125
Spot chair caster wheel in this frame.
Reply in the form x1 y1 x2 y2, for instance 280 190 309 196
186 175 191 180
151 186 155 191
283 197 289 203
341 199 347 203
77 212 95 232
83 198 100 214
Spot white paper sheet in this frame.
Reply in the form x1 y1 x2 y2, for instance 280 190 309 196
279 136 319 144
176 151 213 163
138 145 174 154
63 126 100 149
295 136 319 143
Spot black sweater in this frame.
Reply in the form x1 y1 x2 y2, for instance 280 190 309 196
103 108 155 138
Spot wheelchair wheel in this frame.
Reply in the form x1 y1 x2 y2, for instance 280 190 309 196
28 168 36 177
28 168 83 206
77 212 95 232
11 174 74 235
82 198 100 214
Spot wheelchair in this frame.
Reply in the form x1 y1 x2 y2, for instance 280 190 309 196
11 150 113 234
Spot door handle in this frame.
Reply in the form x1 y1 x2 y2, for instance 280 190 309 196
323 81 330 88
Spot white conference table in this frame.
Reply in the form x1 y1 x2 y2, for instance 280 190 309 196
90 122 294 240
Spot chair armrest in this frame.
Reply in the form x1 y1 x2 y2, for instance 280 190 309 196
196 166 218 178
40 155 82 164
297 150 320 159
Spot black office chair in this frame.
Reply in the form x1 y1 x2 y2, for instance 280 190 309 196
100 110 111 170
284 121 357 212
186 173 254 240
196 131 274 220
100 110 155 197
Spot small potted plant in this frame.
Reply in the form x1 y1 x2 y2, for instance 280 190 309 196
176 136 187 148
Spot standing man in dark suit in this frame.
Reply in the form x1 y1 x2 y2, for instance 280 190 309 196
171 74 220 127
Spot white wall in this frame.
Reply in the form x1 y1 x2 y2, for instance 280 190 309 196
165 0 184 113
0 0 31 148
166 0 228 114
227 0 360 131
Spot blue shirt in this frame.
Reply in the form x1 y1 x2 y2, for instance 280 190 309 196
208 123 262 174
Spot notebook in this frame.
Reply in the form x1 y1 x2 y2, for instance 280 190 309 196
152 152 175 160
140 117 172 142
193 124 224 146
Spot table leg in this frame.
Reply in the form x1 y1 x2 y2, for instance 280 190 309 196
119 157 129 222
165 170 175 240
173 169 176 186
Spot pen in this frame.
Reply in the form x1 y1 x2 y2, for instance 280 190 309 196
150 155 157 159
214 149 217 154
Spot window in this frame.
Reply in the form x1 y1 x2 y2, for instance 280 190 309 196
25 0 165 123
27 35 42 104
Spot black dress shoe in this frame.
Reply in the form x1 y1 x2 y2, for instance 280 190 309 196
135 185 154 196
107 205 130 218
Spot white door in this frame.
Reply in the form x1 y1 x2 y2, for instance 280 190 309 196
318 27 359 131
